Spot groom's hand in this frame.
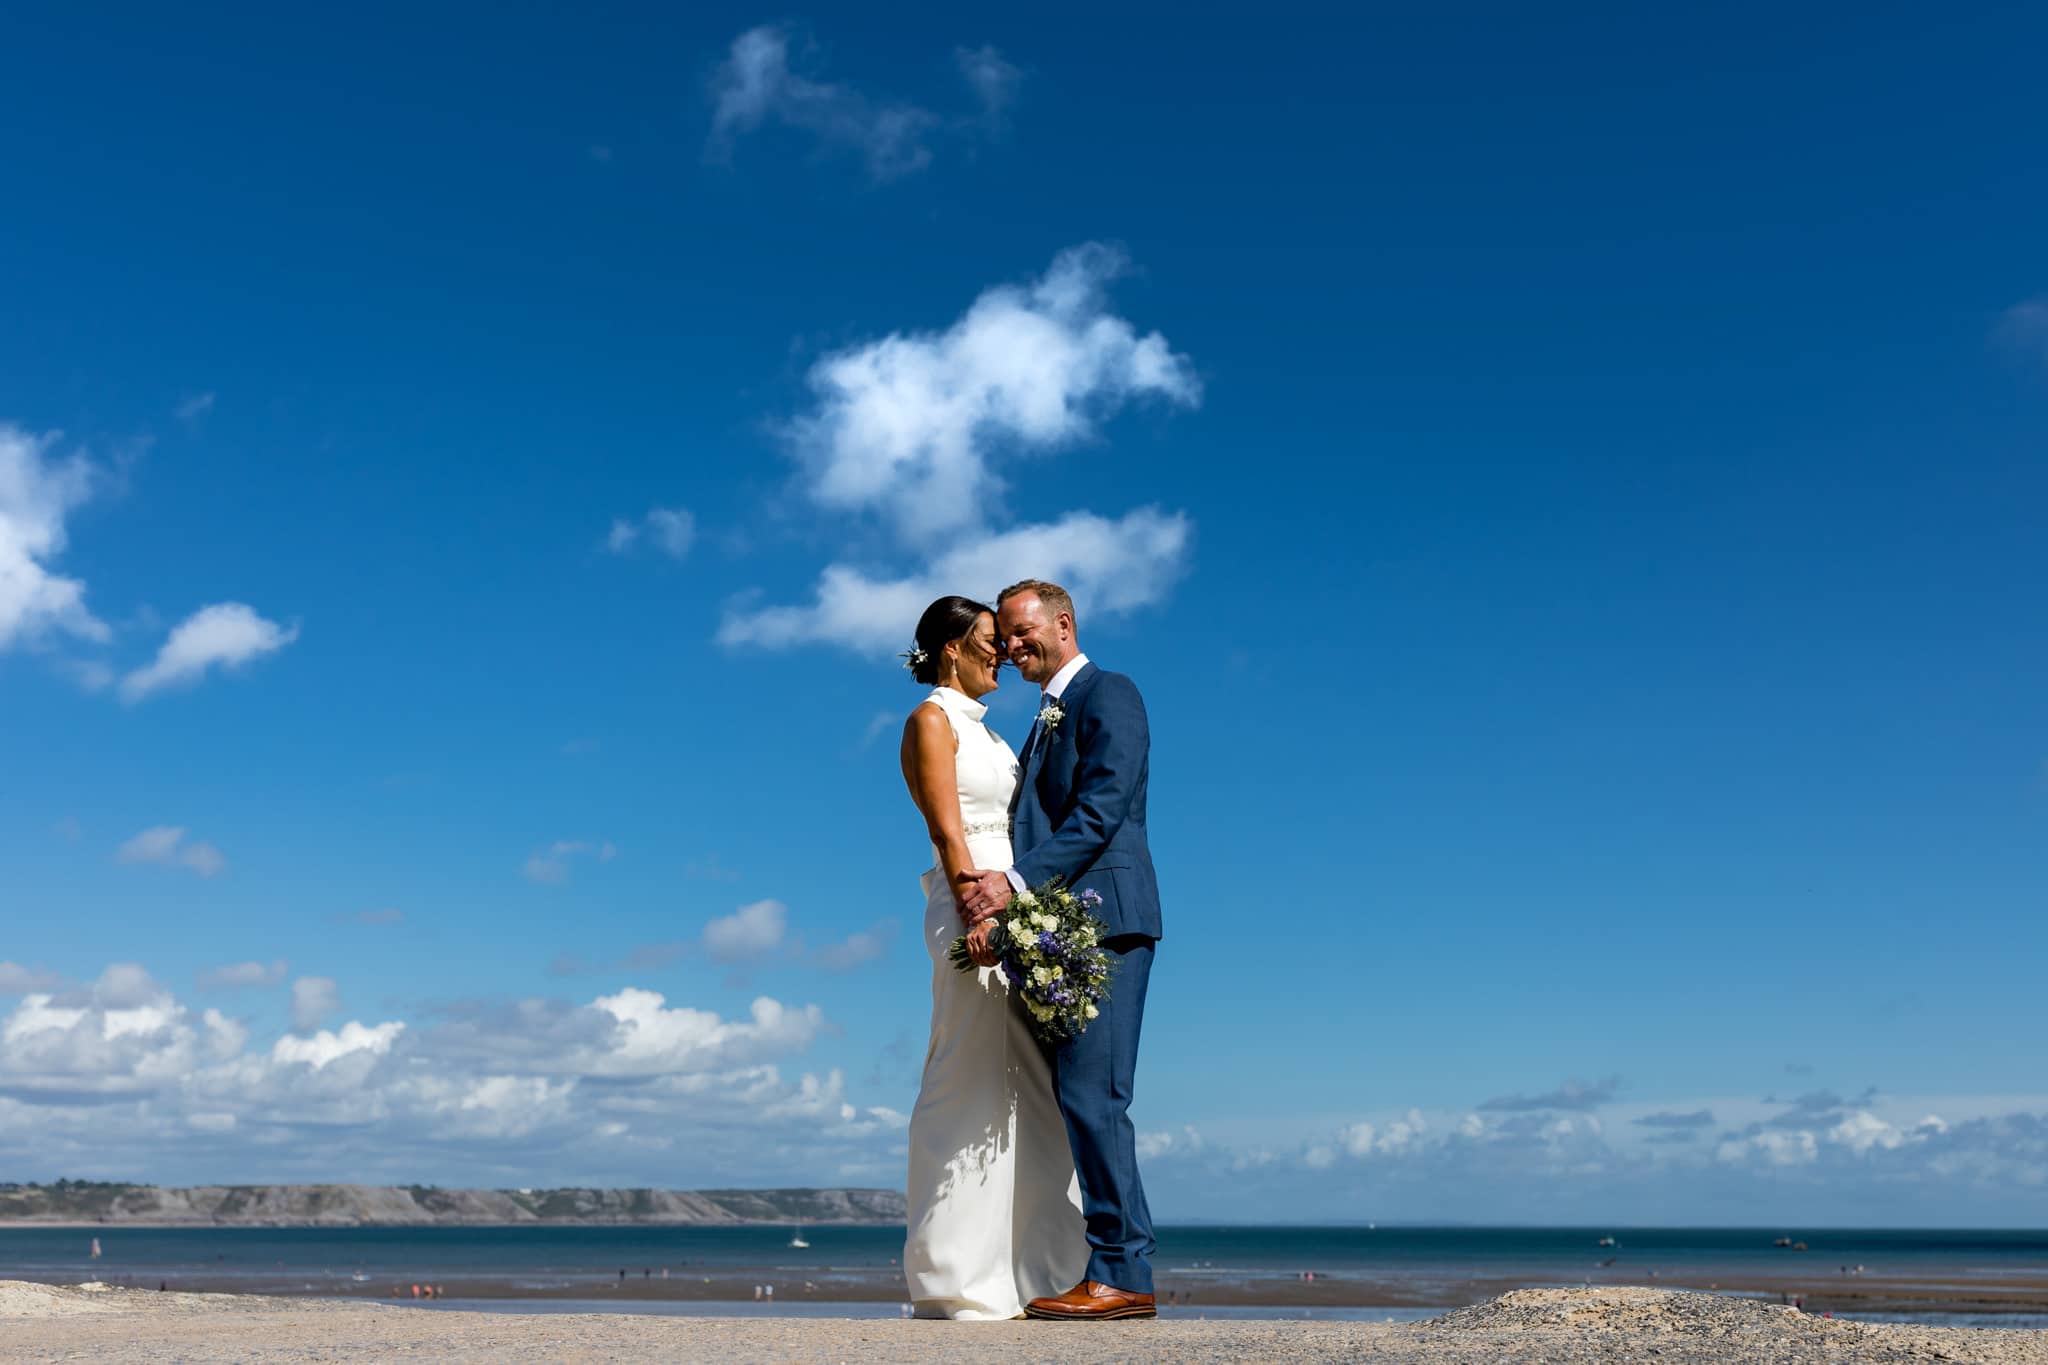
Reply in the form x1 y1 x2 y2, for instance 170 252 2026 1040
955 869 1013 924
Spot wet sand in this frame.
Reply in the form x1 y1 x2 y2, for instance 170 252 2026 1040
5 1280 2044 1363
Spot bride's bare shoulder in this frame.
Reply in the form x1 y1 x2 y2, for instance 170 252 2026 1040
903 699 957 751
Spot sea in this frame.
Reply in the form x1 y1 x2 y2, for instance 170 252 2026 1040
4 1225 2045 1327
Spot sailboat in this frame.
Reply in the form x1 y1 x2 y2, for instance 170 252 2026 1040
788 1220 810 1249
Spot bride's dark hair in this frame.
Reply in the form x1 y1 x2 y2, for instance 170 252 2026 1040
908 596 994 686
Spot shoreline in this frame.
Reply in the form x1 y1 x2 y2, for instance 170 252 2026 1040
12 1267 2048 1320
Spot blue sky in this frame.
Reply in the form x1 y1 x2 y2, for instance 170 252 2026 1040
3 2 2046 1223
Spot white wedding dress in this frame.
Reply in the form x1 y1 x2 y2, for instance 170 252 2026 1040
903 685 1087 1319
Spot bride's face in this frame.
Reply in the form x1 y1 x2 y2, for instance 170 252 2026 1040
950 613 1003 698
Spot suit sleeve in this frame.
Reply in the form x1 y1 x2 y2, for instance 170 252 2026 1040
1013 674 1148 889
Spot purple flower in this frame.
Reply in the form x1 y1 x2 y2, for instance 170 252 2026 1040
1080 888 1103 907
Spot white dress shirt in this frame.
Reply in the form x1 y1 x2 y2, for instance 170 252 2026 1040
1005 653 1089 893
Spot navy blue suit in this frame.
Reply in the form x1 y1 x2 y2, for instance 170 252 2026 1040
1011 662 1160 1294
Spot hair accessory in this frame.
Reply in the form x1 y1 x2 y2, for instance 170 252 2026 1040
900 643 929 670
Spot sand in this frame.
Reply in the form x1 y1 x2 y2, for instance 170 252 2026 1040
4 1281 2044 1363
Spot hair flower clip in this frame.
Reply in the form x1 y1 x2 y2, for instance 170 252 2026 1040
900 643 928 670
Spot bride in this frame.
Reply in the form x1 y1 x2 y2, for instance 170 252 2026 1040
897 594 1087 1319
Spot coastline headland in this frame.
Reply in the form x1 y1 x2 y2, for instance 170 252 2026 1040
0 1181 906 1227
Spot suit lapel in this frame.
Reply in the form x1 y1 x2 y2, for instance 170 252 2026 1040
1014 663 1099 831
1031 663 1097 803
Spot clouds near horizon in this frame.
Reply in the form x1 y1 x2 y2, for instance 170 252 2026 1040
0 962 891 1188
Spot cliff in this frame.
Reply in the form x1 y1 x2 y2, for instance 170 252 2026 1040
0 1180 906 1226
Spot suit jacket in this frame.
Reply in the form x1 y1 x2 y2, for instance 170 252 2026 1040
1012 662 1163 941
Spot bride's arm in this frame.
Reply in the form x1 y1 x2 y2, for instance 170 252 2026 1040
901 706 974 903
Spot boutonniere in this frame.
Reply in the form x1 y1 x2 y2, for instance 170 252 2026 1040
1037 699 1065 734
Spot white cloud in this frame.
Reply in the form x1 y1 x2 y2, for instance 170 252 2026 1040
1338 1108 1429 1158
719 506 1192 655
174 392 216 422
1136 1124 1205 1161
0 965 193 1097
523 855 568 885
272 1019 402 1070
180 841 227 877
0 963 61 995
0 963 866 1187
0 424 109 652
703 900 788 964
646 508 695 557
120 602 298 703
588 989 822 1073
1829 1109 1908 1155
811 919 896 971
115 826 227 878
1717 1128 1820 1166
93 962 165 1010
1479 1076 1622 1112
290 977 341 1032
956 45 1021 122
606 506 695 559
1998 296 2048 364
197 960 288 991
787 244 1198 540
708 27 1008 181
523 839 617 885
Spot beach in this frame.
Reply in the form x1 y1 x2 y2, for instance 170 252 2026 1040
6 1280 2045 1363
6 1224 2045 1324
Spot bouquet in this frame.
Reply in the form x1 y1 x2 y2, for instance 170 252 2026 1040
950 878 1115 1044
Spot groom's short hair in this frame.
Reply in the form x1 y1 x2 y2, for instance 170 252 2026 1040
998 578 1076 631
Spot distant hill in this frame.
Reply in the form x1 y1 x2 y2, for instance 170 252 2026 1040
0 1180 907 1227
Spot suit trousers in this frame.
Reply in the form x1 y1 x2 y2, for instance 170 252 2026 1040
1048 933 1156 1295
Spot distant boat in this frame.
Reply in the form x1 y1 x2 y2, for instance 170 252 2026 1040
1597 1236 1617 1247
90 1238 101 1260
789 1221 810 1249
1773 1237 1794 1248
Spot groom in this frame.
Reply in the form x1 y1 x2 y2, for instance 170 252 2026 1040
958 578 1162 1322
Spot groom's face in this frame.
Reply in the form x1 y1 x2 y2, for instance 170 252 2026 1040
998 592 1070 687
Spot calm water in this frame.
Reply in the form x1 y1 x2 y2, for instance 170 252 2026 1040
5 1225 2045 1324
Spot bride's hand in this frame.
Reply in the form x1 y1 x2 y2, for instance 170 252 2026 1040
965 919 999 969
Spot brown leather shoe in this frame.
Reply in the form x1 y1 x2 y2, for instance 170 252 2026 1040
1024 1279 1157 1321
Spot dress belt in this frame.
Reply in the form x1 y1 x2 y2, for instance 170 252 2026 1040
962 819 1012 838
